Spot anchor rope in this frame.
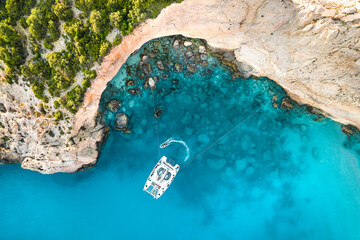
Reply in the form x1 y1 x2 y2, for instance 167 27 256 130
180 100 273 170
151 89 161 159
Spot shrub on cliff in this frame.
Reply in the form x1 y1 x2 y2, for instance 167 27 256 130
5 0 36 25
64 85 84 113
53 0 73 21
0 23 25 71
26 0 59 41
54 110 64 121
89 10 109 36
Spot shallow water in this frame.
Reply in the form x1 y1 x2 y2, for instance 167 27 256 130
1 36 360 240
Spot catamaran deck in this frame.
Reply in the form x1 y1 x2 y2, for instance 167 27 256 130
143 156 180 199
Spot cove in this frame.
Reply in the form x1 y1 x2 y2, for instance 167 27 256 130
1 36 360 240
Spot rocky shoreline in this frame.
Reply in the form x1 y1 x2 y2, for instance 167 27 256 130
1 0 360 173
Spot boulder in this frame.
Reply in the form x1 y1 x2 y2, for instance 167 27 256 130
156 60 165 70
280 97 293 110
200 54 208 61
200 61 209 66
342 125 354 136
174 63 183 72
115 113 129 132
184 51 193 58
106 99 121 112
149 52 156 58
199 46 206 54
142 55 148 62
148 77 156 90
125 79 135 87
128 88 141 95
173 39 180 49
142 62 152 75
154 108 162 118
184 41 192 47
144 77 156 90
187 63 197 73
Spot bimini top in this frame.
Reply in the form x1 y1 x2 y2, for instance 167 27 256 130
143 156 180 199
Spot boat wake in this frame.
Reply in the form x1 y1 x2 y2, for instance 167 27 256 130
160 138 190 162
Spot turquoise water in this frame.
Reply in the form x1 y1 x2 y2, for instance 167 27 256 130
1 36 360 239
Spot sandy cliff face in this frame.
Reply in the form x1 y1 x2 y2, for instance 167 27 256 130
2 0 360 173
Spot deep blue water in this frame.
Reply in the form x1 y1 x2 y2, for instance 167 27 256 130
1 36 360 240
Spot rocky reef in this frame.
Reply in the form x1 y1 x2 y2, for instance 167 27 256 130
1 0 360 173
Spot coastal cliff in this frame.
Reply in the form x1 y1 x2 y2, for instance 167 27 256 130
1 0 360 173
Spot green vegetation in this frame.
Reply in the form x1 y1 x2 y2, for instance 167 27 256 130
112 34 122 46
53 0 73 21
0 0 181 118
0 23 26 71
54 110 64 121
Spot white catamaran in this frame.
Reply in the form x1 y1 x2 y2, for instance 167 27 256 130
143 156 180 199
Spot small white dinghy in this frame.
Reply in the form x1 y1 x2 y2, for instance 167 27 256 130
143 156 180 199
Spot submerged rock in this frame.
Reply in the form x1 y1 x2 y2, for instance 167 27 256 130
187 63 197 73
173 39 180 49
154 108 162 118
142 62 152 75
149 78 156 90
206 158 226 170
174 63 183 72
342 125 354 136
184 51 193 59
199 46 206 54
184 41 192 47
144 77 156 90
156 60 165 70
128 88 141 95
280 97 293 110
200 61 209 66
115 113 129 132
200 54 208 61
149 52 156 58
106 99 121 112
235 159 247 172
125 79 135 87
197 134 210 144
142 55 148 62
